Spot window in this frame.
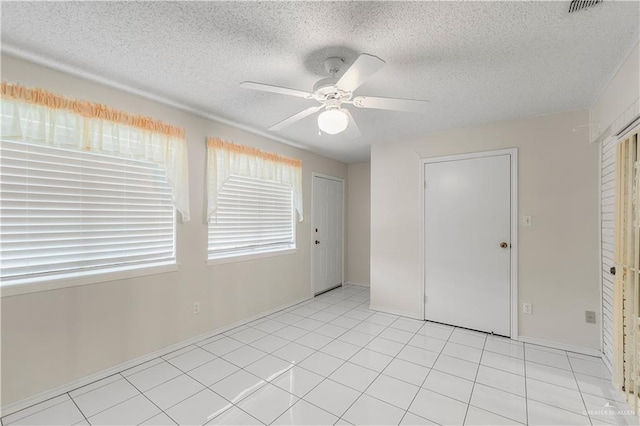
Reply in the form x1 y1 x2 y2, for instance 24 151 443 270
0 139 176 285
208 174 295 260
0 81 189 292
206 137 303 262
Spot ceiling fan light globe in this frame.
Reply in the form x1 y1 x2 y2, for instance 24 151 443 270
317 109 349 135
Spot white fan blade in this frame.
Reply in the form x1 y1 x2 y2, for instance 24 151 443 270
240 81 314 99
268 106 323 131
336 54 385 92
353 95 430 113
343 109 362 139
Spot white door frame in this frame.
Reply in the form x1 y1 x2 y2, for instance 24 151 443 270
311 173 345 296
420 148 519 340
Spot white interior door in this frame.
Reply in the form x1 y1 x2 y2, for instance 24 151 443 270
424 153 512 336
313 176 344 295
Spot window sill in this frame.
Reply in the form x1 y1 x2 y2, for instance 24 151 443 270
207 248 297 266
0 262 179 297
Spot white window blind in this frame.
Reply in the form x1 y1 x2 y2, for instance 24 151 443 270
0 139 176 284
208 174 295 259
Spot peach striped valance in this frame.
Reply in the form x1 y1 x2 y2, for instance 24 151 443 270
1 81 185 138
207 137 301 168
206 137 303 222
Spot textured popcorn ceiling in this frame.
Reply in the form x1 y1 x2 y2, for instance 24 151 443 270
1 1 638 163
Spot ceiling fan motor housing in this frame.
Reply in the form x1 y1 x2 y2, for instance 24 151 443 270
323 98 342 110
313 77 339 94
313 77 352 102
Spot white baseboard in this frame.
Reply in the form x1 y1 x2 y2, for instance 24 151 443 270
369 304 422 321
0 295 312 417
517 336 603 358
344 281 369 287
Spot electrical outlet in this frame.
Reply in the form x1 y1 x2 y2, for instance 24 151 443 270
522 303 532 314
193 302 200 314
586 310 596 324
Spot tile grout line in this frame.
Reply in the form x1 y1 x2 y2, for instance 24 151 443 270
461 333 488 425
565 349 595 425
315 315 412 421
401 330 539 425
201 333 323 424
120 371 183 426
240 289 397 422
257 286 377 424
469 337 532 425
68 371 173 425
525 346 610 420
265 316 385 420
69 374 145 422
268 394 343 425
66 393 89 424
525 342 620 424
200 348 297 425
111 355 233 421
397 322 456 425
2 395 76 425
525 368 604 392
147 351 263 425
163 339 280 425
470 364 528 400
210 286 372 425
339 301 527 423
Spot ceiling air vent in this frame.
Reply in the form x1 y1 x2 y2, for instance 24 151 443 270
569 0 603 13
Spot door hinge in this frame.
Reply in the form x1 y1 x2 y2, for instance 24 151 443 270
424 295 428 303
424 180 427 189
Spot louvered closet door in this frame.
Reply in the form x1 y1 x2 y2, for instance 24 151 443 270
602 136 617 372
613 127 640 411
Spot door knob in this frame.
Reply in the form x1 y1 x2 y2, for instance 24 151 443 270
315 240 320 245
500 242 509 249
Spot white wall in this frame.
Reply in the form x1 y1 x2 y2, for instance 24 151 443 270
371 109 601 350
0 55 347 406
591 40 640 140
346 162 370 286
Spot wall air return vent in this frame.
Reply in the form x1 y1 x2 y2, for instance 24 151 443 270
569 0 603 13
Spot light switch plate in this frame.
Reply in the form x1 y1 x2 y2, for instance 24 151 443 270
586 311 596 324
523 216 533 227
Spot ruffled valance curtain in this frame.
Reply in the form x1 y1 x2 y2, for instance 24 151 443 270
0 81 190 221
207 137 303 222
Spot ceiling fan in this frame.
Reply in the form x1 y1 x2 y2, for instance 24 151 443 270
240 54 430 137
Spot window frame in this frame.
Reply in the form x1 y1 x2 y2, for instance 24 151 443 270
0 262 179 297
206 174 297 265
